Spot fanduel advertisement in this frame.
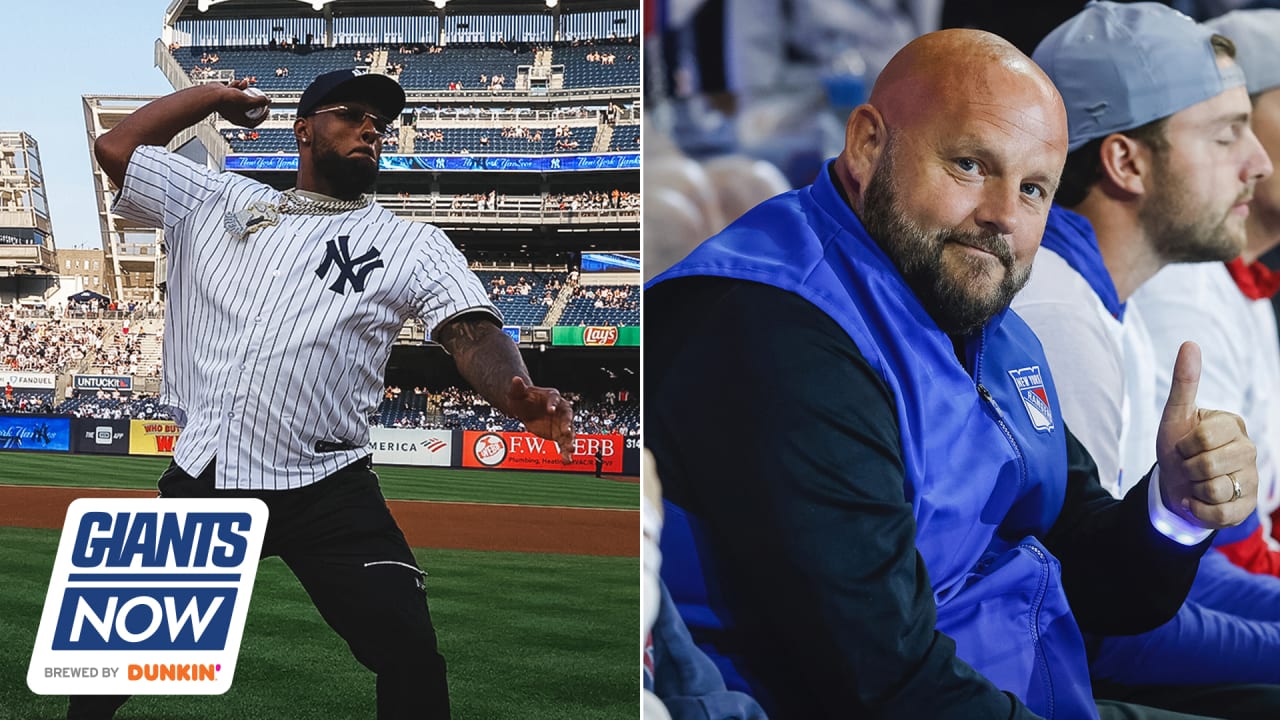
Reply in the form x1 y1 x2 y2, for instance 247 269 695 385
0 415 71 452
28 499 268 696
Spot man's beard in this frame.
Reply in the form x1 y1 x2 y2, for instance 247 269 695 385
858 148 1032 336
1141 154 1245 264
312 143 379 198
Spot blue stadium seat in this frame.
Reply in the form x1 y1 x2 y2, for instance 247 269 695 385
554 42 640 89
558 286 639 326
609 124 639 151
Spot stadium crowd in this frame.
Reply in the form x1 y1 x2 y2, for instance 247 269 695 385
370 385 639 435
1 316 104 373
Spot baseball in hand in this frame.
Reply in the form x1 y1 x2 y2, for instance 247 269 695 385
243 87 268 121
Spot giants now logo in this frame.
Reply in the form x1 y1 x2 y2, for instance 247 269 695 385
583 326 618 346
28 499 267 696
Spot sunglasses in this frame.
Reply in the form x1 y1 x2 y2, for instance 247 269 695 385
310 105 392 134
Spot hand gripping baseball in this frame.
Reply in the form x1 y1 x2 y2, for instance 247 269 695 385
1156 341 1258 529
218 79 270 128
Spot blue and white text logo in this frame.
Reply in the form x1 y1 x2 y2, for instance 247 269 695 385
28 498 268 695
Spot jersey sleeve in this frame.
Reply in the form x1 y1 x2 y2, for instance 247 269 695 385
408 225 501 340
111 145 227 240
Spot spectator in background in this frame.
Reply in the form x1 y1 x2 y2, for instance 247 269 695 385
1132 10 1280 568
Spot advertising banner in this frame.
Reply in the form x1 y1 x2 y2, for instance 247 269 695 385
128 420 181 456
3 372 56 390
461 431 624 473
73 375 134 393
623 437 640 476
225 152 640 173
27 498 268 696
71 418 131 456
367 428 453 467
0 415 71 452
550 326 639 347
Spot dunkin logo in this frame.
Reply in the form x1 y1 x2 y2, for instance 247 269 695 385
583 326 618 346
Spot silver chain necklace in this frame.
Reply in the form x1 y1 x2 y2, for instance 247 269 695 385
225 190 372 241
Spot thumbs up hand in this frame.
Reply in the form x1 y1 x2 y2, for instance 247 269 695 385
1156 341 1258 529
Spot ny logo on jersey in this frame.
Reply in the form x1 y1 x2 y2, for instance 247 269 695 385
315 235 384 294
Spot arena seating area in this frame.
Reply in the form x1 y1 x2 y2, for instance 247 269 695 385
223 128 297 153
412 126 597 155
56 393 170 420
0 390 54 415
395 45 534 91
473 270 564 326
555 41 640 88
173 46 362 91
609 124 639 151
2 316 106 374
559 285 639 326
370 386 639 435
173 39 639 95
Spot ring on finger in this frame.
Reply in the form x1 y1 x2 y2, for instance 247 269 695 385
1231 473 1244 502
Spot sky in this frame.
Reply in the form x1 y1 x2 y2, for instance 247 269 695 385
0 2 176 249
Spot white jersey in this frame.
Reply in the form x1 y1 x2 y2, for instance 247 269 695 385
113 145 498 490
1011 247 1160 497
1132 262 1280 541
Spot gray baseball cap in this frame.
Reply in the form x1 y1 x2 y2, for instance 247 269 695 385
1033 1 1246 152
1206 9 1280 96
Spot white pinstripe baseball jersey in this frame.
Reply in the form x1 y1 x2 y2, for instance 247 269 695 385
113 145 499 490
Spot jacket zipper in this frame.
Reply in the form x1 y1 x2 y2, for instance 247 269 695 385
1022 541 1057 719
973 329 1029 489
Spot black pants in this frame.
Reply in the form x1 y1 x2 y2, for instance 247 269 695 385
68 458 450 720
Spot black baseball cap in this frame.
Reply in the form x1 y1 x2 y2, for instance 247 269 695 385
297 69 406 120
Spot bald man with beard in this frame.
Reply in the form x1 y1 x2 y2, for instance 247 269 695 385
645 27 1266 720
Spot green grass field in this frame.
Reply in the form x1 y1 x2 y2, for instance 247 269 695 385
2 526 639 720
0 453 638 509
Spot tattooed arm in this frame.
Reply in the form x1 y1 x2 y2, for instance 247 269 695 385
437 313 575 461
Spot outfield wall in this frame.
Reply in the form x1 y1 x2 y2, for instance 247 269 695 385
0 415 639 473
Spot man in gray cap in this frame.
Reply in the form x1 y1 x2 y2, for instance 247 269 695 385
1134 9 1280 577
1016 3 1280 717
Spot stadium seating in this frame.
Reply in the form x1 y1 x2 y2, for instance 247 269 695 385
54 394 170 420
555 42 640 88
558 285 639 326
472 270 565 326
224 128 298 153
609 124 639 151
0 390 55 415
412 126 596 155
396 45 534 91
173 46 364 91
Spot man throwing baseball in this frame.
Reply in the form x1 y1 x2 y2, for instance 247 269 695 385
68 70 574 719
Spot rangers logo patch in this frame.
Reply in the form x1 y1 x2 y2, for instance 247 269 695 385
1007 366 1054 432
